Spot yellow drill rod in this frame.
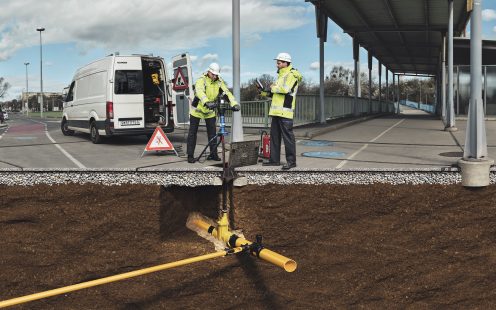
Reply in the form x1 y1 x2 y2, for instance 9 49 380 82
0 247 243 308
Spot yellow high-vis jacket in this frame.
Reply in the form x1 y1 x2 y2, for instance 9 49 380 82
191 73 238 119
261 65 302 119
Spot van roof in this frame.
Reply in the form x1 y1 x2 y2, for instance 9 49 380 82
72 54 164 80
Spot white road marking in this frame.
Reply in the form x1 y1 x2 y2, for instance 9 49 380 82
31 119 87 168
0 127 8 140
336 119 405 169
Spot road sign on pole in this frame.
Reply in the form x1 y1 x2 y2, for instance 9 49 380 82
173 68 188 91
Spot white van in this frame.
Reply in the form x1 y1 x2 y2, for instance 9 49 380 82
62 53 189 143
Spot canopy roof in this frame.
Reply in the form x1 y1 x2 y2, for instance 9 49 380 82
310 0 471 75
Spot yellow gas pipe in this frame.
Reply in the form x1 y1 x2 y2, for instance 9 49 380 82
192 214 297 273
0 247 243 308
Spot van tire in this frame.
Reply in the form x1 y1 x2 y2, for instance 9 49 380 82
61 118 75 136
90 121 102 144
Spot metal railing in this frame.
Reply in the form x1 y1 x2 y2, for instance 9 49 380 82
400 99 435 113
224 94 395 128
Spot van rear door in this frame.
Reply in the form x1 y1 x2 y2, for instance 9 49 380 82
171 53 193 125
112 57 144 130
141 57 169 128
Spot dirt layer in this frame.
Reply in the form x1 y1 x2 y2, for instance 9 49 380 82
1 183 496 309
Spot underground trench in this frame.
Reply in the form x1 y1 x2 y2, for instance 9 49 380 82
2 181 496 308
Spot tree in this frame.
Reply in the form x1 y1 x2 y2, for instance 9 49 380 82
398 77 435 104
0 77 11 99
240 74 275 101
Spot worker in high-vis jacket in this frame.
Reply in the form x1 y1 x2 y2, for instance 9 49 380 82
187 62 240 163
258 52 302 170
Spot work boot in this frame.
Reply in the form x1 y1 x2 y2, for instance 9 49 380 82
207 153 221 161
281 163 296 170
187 156 196 163
262 161 281 166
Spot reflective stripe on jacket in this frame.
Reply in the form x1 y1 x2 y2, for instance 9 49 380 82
262 65 302 119
191 73 238 119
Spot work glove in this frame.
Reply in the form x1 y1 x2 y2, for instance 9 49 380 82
205 101 218 110
256 86 270 94
232 104 241 112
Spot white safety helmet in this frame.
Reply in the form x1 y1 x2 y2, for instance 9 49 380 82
274 52 292 63
207 62 221 76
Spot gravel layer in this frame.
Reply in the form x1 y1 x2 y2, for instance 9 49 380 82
1 168 495 186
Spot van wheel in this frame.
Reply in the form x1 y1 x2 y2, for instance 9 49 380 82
90 121 102 144
61 118 75 136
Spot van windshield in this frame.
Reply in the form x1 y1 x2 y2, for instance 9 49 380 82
114 70 143 94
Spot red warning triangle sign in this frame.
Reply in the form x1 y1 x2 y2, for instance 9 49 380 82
144 127 175 152
173 68 188 91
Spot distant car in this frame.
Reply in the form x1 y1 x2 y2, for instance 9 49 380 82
2 112 7 120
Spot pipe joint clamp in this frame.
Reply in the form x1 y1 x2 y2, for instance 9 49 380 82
250 234 264 257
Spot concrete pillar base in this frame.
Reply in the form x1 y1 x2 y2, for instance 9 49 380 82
212 177 223 186
444 126 458 132
457 158 494 187
213 176 248 187
233 176 248 187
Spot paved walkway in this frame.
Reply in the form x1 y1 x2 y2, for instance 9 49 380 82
217 106 495 171
2 106 494 171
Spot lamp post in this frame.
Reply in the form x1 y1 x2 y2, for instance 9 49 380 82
36 27 45 118
24 62 29 116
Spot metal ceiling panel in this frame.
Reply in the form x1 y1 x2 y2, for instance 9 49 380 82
309 0 471 75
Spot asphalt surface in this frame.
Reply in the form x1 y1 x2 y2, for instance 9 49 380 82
0 107 495 170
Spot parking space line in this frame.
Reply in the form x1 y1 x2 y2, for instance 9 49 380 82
336 119 405 169
31 119 87 169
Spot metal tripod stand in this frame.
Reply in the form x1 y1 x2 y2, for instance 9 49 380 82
195 94 238 220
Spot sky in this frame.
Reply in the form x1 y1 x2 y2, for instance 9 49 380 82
1 0 496 101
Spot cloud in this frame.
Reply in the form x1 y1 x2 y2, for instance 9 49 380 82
4 73 66 99
0 0 310 61
190 53 219 72
482 9 496 21
243 33 262 47
494 26 496 33
201 53 219 63
309 62 320 70
309 61 352 72
332 32 343 45
221 65 232 74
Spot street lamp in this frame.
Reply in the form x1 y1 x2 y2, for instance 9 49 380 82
36 27 45 118
24 62 29 116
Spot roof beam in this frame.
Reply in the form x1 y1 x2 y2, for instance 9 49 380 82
382 0 416 72
370 55 437 66
397 73 436 78
308 0 347 36
425 0 434 71
391 70 436 75
346 0 405 72
344 25 446 33
363 42 440 49
456 0 470 35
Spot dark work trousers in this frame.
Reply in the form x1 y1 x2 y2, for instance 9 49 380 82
269 116 296 165
187 115 218 157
